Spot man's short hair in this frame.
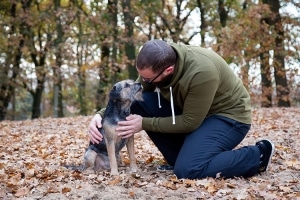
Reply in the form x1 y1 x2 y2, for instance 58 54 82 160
136 40 177 73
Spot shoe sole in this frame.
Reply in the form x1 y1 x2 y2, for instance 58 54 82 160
264 139 275 172
157 165 174 171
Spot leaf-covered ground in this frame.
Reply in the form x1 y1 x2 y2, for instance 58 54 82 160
0 108 300 200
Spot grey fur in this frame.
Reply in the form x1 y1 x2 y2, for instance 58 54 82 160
84 80 143 175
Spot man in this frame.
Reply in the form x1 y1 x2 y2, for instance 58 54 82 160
89 39 275 179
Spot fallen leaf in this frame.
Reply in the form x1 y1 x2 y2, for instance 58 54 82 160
62 187 71 194
108 176 121 185
14 187 30 197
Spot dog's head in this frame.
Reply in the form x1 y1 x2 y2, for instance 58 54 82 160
109 80 143 103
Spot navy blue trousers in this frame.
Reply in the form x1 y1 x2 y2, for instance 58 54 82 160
131 92 261 179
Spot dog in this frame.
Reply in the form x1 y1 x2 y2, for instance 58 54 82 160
83 80 143 176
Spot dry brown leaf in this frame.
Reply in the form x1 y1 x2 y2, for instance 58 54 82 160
108 176 122 185
62 187 71 194
128 191 135 198
14 187 30 197
0 109 299 199
279 186 292 193
45 186 59 194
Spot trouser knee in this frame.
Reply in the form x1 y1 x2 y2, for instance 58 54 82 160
174 163 202 179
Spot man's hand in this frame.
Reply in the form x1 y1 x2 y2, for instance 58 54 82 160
116 114 143 138
88 114 104 144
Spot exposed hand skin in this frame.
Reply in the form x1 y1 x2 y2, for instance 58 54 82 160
116 114 143 138
88 114 104 144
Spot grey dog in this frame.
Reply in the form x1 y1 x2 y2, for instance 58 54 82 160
84 80 143 175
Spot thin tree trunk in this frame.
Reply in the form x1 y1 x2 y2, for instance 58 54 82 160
122 0 137 79
53 0 64 117
31 77 45 119
76 13 87 116
109 0 119 83
241 1 249 89
260 51 273 107
197 0 207 47
218 0 228 27
96 43 110 110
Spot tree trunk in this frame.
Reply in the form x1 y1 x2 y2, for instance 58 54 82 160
31 77 45 119
241 64 250 90
108 0 119 84
0 2 22 121
76 14 88 116
241 2 249 89
262 0 290 107
95 0 119 111
122 0 137 79
53 0 64 117
78 70 87 115
197 0 207 47
16 0 49 119
215 0 228 52
29 39 48 119
260 51 273 107
218 0 228 27
96 43 110 110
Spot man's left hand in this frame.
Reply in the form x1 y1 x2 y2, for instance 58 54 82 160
116 114 143 138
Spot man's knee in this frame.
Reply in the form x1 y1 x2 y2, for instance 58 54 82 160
174 162 205 179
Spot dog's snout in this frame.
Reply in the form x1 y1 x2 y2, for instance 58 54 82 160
133 82 142 88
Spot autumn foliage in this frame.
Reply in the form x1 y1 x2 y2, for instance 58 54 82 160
0 108 299 199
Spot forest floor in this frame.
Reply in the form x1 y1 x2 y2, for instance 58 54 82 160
0 108 300 200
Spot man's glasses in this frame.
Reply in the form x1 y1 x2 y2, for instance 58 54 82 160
143 68 166 84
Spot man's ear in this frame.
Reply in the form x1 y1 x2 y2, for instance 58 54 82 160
165 65 174 74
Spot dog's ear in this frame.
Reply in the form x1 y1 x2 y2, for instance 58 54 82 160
109 85 119 100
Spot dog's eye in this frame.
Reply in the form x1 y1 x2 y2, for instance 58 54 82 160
124 83 130 88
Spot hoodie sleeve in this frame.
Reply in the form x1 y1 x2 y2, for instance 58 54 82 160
142 66 219 133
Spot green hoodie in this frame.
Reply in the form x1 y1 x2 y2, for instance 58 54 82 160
139 43 251 133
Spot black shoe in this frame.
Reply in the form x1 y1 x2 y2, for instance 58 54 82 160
256 139 275 173
157 164 174 171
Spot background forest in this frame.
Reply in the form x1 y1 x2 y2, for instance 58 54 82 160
0 0 299 121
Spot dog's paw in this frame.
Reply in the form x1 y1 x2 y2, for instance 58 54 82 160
110 169 119 176
131 172 141 178
130 166 138 173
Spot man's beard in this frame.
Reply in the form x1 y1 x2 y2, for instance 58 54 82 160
151 74 173 88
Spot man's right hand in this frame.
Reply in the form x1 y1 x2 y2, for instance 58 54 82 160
88 114 103 144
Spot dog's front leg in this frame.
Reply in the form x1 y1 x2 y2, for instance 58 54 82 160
106 141 119 176
126 136 138 173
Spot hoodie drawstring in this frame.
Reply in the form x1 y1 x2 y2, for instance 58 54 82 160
156 88 162 108
156 87 176 125
170 87 175 124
